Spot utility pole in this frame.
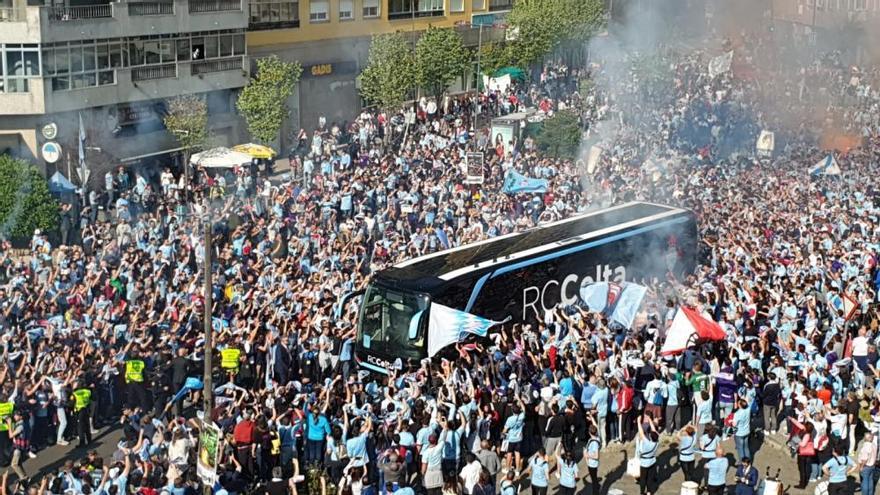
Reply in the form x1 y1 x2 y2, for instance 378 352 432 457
202 218 213 495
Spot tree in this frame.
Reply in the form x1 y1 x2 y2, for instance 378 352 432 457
163 95 208 162
477 42 517 76
236 55 302 145
358 32 416 109
536 110 582 158
506 0 604 67
414 27 470 98
0 155 59 240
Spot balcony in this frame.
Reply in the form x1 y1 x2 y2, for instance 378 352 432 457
48 4 112 21
0 6 24 21
488 0 512 11
189 0 241 13
191 56 244 76
131 63 177 81
248 0 299 30
128 1 174 15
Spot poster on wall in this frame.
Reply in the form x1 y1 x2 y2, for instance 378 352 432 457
465 152 484 184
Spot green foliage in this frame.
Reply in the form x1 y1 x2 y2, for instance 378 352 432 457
506 0 605 66
358 32 417 109
236 55 302 145
0 155 60 239
163 95 209 153
536 110 582 159
414 27 470 98
478 42 517 75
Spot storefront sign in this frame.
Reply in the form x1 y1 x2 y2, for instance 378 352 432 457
41 141 61 164
309 63 333 77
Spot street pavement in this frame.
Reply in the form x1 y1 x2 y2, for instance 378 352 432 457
13 426 830 495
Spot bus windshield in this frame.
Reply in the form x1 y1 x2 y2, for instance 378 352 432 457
357 283 429 360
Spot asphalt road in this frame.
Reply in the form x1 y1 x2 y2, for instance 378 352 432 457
12 427 832 495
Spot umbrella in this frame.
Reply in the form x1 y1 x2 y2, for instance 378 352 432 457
232 143 276 159
48 171 77 194
189 147 252 169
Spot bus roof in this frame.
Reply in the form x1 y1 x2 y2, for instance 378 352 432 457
378 202 689 291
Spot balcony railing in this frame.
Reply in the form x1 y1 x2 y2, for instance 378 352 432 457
488 0 512 11
191 56 244 75
189 0 241 13
131 63 177 81
0 6 25 21
128 1 174 15
48 4 113 21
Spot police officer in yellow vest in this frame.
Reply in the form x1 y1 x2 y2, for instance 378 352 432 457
220 346 242 377
124 351 149 411
72 381 93 447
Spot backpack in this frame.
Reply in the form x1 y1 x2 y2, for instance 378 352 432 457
651 386 664 406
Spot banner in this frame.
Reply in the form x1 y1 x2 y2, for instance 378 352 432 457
465 152 485 185
502 169 548 194
708 51 733 78
197 421 221 486
756 130 775 156
660 307 726 356
427 303 505 357
586 145 603 175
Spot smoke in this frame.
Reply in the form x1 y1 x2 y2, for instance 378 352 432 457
576 0 873 181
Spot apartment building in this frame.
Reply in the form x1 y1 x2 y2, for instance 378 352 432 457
0 0 250 171
771 0 880 61
246 0 509 151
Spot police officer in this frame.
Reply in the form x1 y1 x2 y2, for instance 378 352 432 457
220 344 241 382
72 380 93 447
124 350 148 410
0 399 14 466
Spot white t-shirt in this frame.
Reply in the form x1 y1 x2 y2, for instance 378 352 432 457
459 461 482 494
852 336 869 356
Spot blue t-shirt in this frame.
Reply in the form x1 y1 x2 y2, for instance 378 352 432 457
346 432 368 466
307 413 331 441
697 400 713 424
586 439 600 468
591 388 609 418
504 413 525 443
666 380 680 407
639 438 658 467
580 383 597 409
529 457 549 487
823 455 854 483
733 407 751 437
679 434 696 462
559 460 578 488
706 457 729 486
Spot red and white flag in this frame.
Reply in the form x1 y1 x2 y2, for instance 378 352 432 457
660 306 727 356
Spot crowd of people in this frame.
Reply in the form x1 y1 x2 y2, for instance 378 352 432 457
5 23 880 495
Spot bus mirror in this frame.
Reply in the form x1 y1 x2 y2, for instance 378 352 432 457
408 310 424 340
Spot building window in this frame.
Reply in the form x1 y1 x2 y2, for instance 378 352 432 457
309 0 328 21
488 0 512 11
388 0 443 19
450 0 463 11
855 0 866 8
339 0 352 19
363 0 379 17
0 44 40 93
248 1 300 29
472 0 484 9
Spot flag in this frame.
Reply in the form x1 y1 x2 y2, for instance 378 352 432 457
708 51 733 78
435 228 450 249
660 306 727 356
810 155 841 176
827 292 858 320
78 112 86 172
502 169 548 194
578 282 648 329
170 376 204 404
427 303 505 357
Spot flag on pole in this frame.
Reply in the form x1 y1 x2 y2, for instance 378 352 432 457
427 303 505 357
78 112 86 172
435 228 450 249
660 306 727 356
578 282 648 329
708 51 733 78
809 154 841 176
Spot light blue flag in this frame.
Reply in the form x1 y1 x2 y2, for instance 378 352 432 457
427 303 506 357
502 169 548 194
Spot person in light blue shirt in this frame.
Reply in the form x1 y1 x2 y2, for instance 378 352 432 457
522 449 549 495
590 379 609 447
580 377 597 411
345 416 372 467
678 425 697 483
733 400 752 461
637 414 660 495
664 374 681 435
502 399 526 475
306 405 331 466
556 450 579 495
706 446 729 491
585 422 601 495
822 446 856 493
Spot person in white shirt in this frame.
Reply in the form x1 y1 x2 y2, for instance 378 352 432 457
852 326 870 371
459 452 482 495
